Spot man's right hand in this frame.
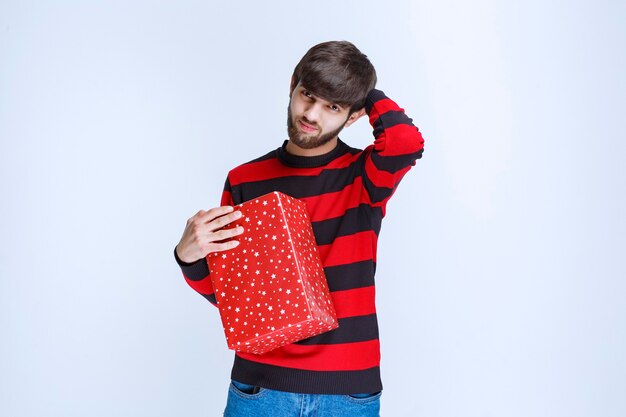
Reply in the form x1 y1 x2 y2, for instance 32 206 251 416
175 206 244 264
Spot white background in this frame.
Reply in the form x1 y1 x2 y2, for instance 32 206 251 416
1 1 624 416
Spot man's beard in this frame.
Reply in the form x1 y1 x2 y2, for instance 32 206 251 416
287 104 349 150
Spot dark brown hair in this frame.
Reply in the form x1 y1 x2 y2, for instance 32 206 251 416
291 41 377 114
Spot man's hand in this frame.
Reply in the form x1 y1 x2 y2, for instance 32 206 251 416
175 206 244 264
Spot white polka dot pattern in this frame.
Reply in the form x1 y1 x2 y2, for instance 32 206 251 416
207 191 339 354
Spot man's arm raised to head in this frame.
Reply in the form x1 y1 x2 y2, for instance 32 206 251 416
359 89 425 211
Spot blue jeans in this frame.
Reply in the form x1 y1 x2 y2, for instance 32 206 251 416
224 379 382 417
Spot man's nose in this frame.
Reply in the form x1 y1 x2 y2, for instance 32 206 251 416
303 103 322 124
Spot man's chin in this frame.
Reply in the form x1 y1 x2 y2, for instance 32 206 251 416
287 128 321 149
288 135 334 150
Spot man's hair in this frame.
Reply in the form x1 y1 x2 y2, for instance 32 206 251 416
291 41 377 114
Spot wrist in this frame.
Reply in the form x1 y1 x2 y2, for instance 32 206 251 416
365 89 386 113
174 245 200 266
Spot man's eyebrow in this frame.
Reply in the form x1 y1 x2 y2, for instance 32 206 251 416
301 87 344 107
300 83 350 109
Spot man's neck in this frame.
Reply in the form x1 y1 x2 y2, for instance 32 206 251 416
285 137 338 157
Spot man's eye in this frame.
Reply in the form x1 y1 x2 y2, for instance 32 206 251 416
303 90 312 98
330 105 340 111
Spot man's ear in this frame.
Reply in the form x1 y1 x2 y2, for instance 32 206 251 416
290 75 296 96
344 108 367 128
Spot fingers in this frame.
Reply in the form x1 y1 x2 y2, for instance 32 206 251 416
182 224 244 260
201 218 245 252
211 224 244 240
192 205 234 223
204 205 235 220
188 206 242 231
206 240 240 254
206 209 243 232
195 206 242 230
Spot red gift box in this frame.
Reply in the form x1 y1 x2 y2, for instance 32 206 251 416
207 191 338 354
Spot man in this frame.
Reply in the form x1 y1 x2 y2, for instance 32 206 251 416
175 40 425 416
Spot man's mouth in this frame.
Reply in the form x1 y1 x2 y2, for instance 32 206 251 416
299 120 318 133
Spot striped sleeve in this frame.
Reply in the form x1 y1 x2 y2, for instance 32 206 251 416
361 89 425 208
174 246 217 307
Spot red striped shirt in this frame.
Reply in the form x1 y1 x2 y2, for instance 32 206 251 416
177 88 424 394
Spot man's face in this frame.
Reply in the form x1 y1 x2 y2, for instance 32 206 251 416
287 82 353 150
